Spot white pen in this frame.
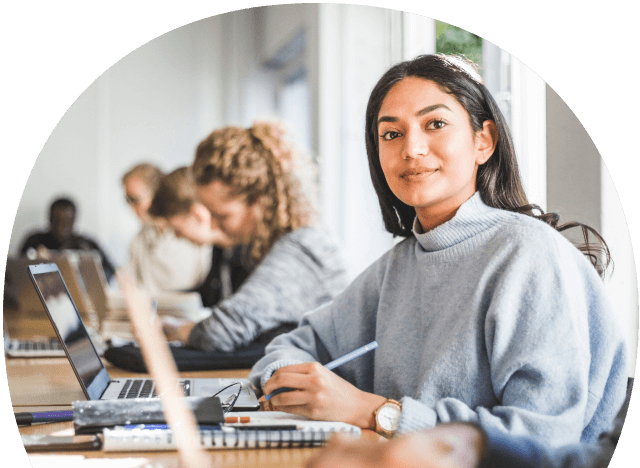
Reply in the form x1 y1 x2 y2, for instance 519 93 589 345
264 341 378 400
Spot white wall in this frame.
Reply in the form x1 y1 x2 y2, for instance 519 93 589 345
9 16 225 266
602 162 639 374
547 85 638 374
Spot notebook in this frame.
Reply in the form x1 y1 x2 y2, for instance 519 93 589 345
102 411 361 451
27 262 260 410
3 316 65 357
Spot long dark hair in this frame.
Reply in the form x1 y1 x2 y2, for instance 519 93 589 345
365 54 611 278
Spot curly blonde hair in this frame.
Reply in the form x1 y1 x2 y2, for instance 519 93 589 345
192 121 315 263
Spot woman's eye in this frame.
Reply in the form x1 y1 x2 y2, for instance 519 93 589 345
380 131 401 141
427 120 447 130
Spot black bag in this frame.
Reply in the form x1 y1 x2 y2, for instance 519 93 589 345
103 323 297 373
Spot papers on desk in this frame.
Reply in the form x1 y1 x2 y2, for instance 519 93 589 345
102 411 361 452
28 455 149 468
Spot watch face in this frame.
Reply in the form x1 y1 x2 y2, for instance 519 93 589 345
377 404 401 431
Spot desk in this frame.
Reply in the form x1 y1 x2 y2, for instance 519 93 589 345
6 351 326 467
5 344 378 468
5 310 378 466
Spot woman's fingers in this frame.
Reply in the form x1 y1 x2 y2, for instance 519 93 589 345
262 362 378 426
263 365 322 395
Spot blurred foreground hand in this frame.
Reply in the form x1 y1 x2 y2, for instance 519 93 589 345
305 423 485 468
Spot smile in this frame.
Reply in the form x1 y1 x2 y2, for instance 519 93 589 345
400 168 438 179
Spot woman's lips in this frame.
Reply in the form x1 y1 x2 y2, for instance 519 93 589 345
400 168 437 180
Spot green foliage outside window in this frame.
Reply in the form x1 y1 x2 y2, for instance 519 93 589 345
435 21 483 74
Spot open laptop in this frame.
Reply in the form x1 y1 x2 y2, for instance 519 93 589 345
75 250 110 322
5 255 96 324
4 257 51 314
27 262 260 410
3 316 65 357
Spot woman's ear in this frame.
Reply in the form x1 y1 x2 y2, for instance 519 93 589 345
475 120 498 165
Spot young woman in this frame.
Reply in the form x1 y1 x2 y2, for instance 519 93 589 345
147 166 253 307
249 55 628 447
122 163 212 293
162 122 349 352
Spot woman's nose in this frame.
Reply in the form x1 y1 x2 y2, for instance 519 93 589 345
402 130 428 159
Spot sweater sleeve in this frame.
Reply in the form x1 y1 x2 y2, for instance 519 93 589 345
249 251 387 393
187 229 347 352
396 230 628 445
478 391 628 468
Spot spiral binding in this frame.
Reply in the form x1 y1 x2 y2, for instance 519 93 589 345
102 427 359 452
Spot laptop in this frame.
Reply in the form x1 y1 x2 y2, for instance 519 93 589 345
5 255 96 324
3 316 65 357
27 262 260 410
70 250 111 325
4 257 51 314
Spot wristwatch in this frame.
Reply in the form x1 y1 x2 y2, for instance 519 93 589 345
374 398 402 438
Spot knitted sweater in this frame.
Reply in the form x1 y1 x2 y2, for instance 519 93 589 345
188 227 349 352
249 193 628 446
478 386 631 468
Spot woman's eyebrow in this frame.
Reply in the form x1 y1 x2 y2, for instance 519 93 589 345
416 103 450 116
377 103 451 125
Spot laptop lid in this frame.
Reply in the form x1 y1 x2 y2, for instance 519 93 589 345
74 251 109 324
3 316 10 353
4 258 50 314
27 263 110 400
6 255 93 323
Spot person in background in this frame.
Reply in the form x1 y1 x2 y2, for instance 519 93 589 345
122 162 211 293
250 54 627 447
305 388 632 468
147 166 253 307
20 197 116 281
162 121 349 352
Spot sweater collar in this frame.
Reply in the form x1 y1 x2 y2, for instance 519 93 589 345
412 192 502 252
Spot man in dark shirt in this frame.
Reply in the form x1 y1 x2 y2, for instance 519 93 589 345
19 197 116 281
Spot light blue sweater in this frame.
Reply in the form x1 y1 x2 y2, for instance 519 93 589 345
250 193 628 446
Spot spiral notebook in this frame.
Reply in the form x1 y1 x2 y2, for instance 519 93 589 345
102 411 361 451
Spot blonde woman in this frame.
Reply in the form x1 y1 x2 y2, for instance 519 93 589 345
163 122 348 352
122 163 212 293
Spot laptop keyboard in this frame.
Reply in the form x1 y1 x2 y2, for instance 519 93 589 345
117 379 191 399
12 339 64 351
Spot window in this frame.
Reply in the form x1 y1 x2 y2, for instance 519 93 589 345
434 20 546 209
264 30 312 156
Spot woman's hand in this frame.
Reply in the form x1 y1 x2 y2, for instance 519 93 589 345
260 362 386 429
161 316 196 343
305 423 485 468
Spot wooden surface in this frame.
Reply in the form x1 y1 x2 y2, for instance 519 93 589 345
4 312 335 467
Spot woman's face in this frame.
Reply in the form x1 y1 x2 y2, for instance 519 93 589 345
377 77 496 230
124 176 154 223
167 203 233 248
196 180 260 247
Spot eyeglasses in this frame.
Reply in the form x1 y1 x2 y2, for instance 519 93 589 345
212 382 242 414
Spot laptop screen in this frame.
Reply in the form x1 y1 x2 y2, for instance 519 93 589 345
28 264 109 399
